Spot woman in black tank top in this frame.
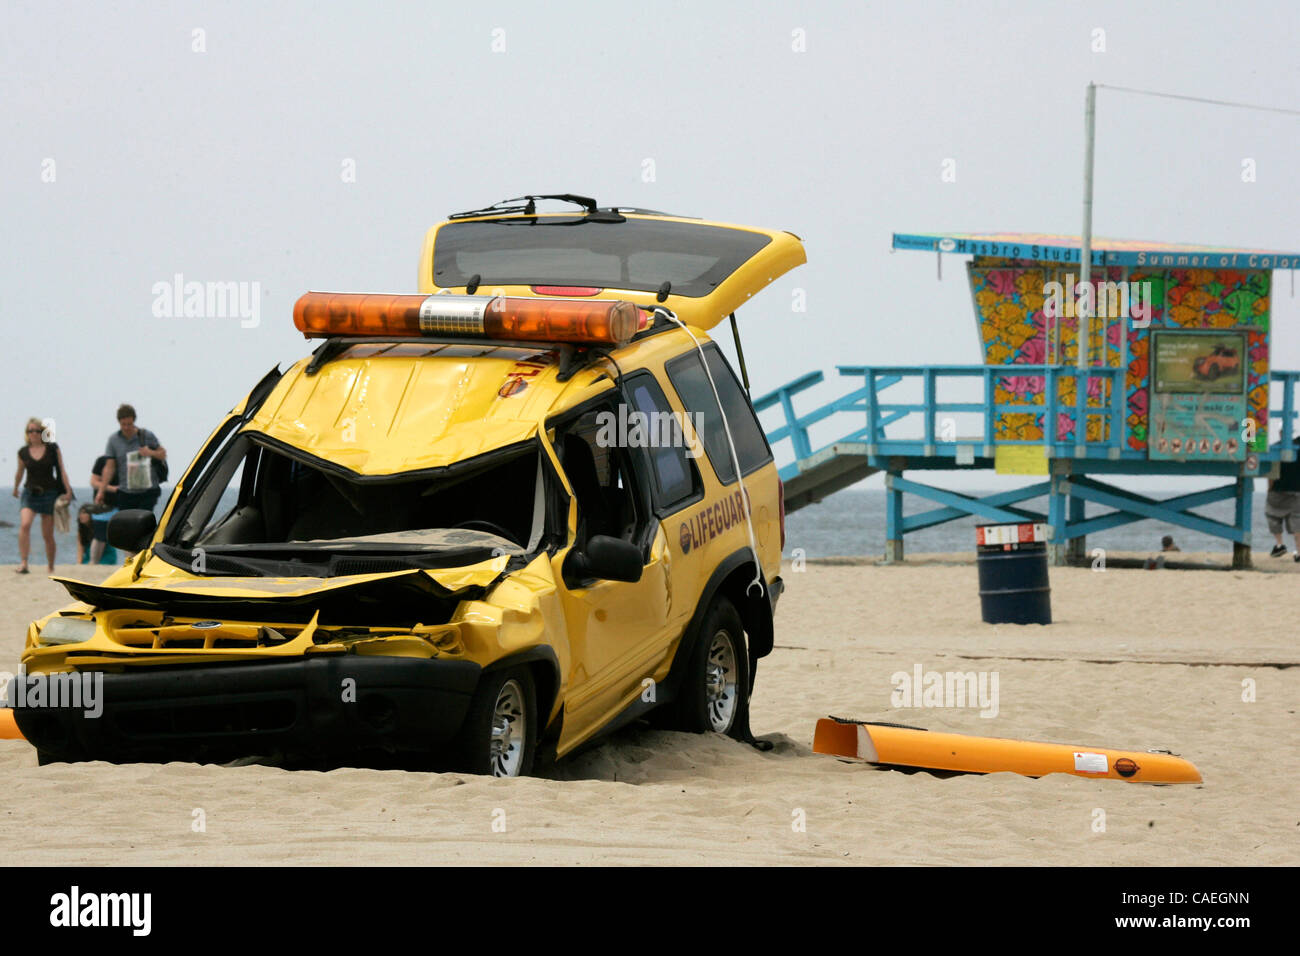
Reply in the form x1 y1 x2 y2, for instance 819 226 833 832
13 417 73 574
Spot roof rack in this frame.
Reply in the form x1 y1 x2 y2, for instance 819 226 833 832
448 194 625 223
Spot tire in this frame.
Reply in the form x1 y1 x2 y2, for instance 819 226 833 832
661 598 750 739
451 667 536 778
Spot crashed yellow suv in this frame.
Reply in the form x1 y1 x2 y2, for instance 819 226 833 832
16 196 804 776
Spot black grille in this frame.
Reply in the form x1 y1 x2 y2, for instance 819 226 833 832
114 698 297 738
330 558 415 576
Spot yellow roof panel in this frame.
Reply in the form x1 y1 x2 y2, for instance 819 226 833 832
247 343 608 474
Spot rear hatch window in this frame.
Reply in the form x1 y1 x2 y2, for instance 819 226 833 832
432 218 772 298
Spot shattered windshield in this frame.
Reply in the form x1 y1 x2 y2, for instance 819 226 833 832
159 433 554 576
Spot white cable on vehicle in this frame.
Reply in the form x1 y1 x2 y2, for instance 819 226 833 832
526 453 545 552
650 306 765 599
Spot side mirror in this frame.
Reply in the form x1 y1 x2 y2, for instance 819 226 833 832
567 535 643 583
107 509 158 553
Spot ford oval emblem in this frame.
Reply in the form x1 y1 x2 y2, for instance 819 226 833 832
190 620 222 629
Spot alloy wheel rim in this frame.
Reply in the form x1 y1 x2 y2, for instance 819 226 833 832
490 680 526 777
705 630 738 732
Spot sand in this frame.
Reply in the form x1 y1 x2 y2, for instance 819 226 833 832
2 555 1296 866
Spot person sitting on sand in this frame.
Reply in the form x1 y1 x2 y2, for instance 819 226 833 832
1144 535 1180 569
1266 439 1300 560
12 417 73 574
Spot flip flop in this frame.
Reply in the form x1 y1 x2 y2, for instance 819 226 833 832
15 567 29 574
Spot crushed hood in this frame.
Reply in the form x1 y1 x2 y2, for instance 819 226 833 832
54 566 498 627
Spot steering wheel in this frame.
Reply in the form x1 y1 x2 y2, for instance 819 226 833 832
452 519 521 546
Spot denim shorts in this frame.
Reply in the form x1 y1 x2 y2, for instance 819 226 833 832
20 489 60 515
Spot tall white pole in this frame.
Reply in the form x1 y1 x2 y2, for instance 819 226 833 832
1078 82 1096 371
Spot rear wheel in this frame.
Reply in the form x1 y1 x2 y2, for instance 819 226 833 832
452 668 536 777
661 599 750 738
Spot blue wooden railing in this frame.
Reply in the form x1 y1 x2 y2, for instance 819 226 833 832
757 365 1300 482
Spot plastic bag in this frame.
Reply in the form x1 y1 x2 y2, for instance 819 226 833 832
125 450 152 491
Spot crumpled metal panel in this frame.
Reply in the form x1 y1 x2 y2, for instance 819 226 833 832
245 348 577 474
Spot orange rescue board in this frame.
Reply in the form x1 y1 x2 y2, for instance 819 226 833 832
0 709 25 741
813 718 1201 784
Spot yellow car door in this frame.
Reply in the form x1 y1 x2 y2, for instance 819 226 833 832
547 397 687 752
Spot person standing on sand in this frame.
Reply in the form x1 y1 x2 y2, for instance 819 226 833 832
1266 438 1300 560
89 454 119 507
86 454 119 564
12 417 73 574
96 404 166 513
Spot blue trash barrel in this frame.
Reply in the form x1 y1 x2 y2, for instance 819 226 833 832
976 522 1052 625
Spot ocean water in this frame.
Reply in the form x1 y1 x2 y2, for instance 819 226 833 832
782 488 1282 559
0 484 1282 567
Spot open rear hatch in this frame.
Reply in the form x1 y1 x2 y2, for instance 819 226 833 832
419 195 806 330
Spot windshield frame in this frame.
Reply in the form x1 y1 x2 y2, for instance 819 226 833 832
159 431 563 574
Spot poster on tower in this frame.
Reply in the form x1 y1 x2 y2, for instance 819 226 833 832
1149 331 1248 462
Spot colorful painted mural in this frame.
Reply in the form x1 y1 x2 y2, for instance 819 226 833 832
1162 269 1270 450
969 257 1270 453
972 259 1124 443
1123 269 1163 451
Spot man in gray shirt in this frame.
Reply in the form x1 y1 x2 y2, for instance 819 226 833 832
96 403 167 513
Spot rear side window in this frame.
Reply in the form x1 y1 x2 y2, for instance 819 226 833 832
623 373 699 511
666 344 772 485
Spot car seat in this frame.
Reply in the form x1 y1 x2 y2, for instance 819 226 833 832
560 433 612 547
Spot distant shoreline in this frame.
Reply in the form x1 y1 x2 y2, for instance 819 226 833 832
796 550 1297 572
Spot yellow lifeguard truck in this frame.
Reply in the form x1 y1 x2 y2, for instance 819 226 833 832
16 196 805 777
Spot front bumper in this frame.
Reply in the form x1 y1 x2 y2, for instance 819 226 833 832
14 655 480 767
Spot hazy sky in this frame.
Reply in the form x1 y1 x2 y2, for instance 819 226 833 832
4 0 1298 494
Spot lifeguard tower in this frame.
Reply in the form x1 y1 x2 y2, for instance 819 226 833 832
758 233 1300 567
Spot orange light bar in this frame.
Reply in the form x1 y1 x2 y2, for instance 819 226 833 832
293 292 639 347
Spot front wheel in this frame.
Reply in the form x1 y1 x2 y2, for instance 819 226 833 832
661 598 751 738
452 667 536 777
